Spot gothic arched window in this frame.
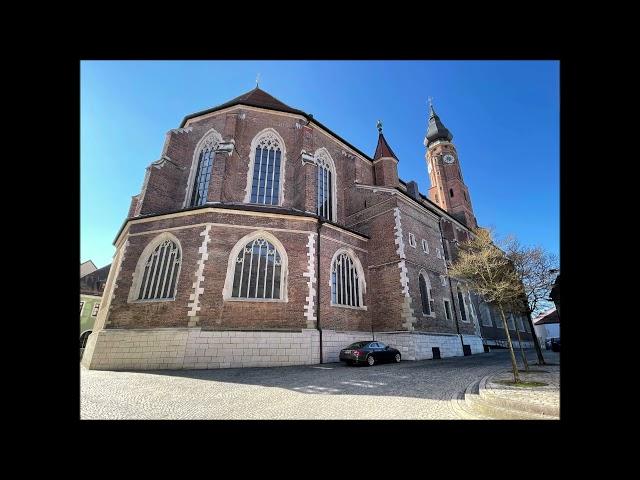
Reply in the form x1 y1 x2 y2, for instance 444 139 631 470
231 237 284 299
190 131 221 207
449 188 454 198
249 130 283 205
315 148 336 221
331 251 364 308
137 238 182 300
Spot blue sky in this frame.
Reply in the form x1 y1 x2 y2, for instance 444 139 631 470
81 60 559 268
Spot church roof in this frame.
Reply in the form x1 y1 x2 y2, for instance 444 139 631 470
425 103 453 145
180 86 306 126
373 133 398 161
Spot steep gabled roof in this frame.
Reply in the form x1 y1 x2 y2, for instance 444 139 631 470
533 307 559 325
180 86 306 127
80 260 97 278
373 133 398 161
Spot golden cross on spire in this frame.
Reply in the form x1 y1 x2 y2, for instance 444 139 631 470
428 96 433 109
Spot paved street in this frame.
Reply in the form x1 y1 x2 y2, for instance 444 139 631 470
81 349 559 419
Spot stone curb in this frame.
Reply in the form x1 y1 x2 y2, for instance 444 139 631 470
479 373 559 417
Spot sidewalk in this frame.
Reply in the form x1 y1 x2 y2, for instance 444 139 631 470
452 350 560 419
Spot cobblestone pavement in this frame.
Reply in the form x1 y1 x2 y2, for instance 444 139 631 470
80 349 560 420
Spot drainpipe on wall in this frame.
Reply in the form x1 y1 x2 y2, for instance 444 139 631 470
439 218 465 352
316 218 323 364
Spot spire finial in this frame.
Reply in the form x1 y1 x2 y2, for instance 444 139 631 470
377 119 383 133
256 73 261 88
428 96 435 115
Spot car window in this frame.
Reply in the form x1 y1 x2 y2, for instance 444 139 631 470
377 342 387 348
369 342 379 348
347 342 369 349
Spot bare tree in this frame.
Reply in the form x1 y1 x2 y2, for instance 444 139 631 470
449 228 525 383
503 236 559 365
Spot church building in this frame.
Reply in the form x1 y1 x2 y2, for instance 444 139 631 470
81 86 534 371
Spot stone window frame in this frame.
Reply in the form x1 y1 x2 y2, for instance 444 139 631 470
418 269 436 318
328 247 367 310
314 147 337 222
507 313 516 331
408 233 416 248
128 232 184 304
243 128 287 206
183 128 223 208
481 302 493 327
222 230 289 303
443 298 453 321
456 285 469 323
421 238 429 254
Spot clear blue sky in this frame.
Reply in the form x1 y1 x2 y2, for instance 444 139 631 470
81 60 559 268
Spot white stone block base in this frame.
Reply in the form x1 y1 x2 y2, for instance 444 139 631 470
81 328 320 371
81 327 489 371
322 330 374 363
373 332 485 360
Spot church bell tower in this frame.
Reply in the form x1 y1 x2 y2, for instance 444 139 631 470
424 100 478 229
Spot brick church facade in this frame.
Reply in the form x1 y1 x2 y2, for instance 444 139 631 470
82 87 534 371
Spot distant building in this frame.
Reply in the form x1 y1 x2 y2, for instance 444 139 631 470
532 307 560 346
80 262 111 357
80 260 97 278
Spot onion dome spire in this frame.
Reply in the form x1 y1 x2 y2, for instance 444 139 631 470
425 98 453 145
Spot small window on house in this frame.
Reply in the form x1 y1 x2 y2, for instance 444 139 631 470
421 239 429 254
91 303 100 317
443 299 452 321
440 275 447 286
408 233 416 248
80 301 85 314
449 189 454 198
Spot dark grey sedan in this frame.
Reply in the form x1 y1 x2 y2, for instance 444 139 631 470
339 341 401 366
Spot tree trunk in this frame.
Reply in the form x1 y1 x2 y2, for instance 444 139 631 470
499 305 520 383
514 321 529 372
526 310 546 365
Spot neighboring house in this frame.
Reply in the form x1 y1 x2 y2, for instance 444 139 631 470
80 263 111 355
532 307 560 346
81 86 534 372
81 260 97 278
549 274 560 318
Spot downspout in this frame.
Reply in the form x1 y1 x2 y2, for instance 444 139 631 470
316 218 323 364
439 218 465 351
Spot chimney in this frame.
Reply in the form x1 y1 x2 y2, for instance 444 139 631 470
406 181 420 200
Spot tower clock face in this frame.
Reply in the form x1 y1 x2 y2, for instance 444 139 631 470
443 154 455 164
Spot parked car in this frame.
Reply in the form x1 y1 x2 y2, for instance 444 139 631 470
550 337 560 352
339 341 401 366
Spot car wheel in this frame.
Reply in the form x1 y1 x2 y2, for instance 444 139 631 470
367 355 375 366
394 353 401 363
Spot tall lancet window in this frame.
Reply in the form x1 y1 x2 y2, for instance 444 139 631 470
232 237 283 299
137 239 182 300
331 251 363 308
315 149 335 221
250 132 282 205
190 132 220 207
